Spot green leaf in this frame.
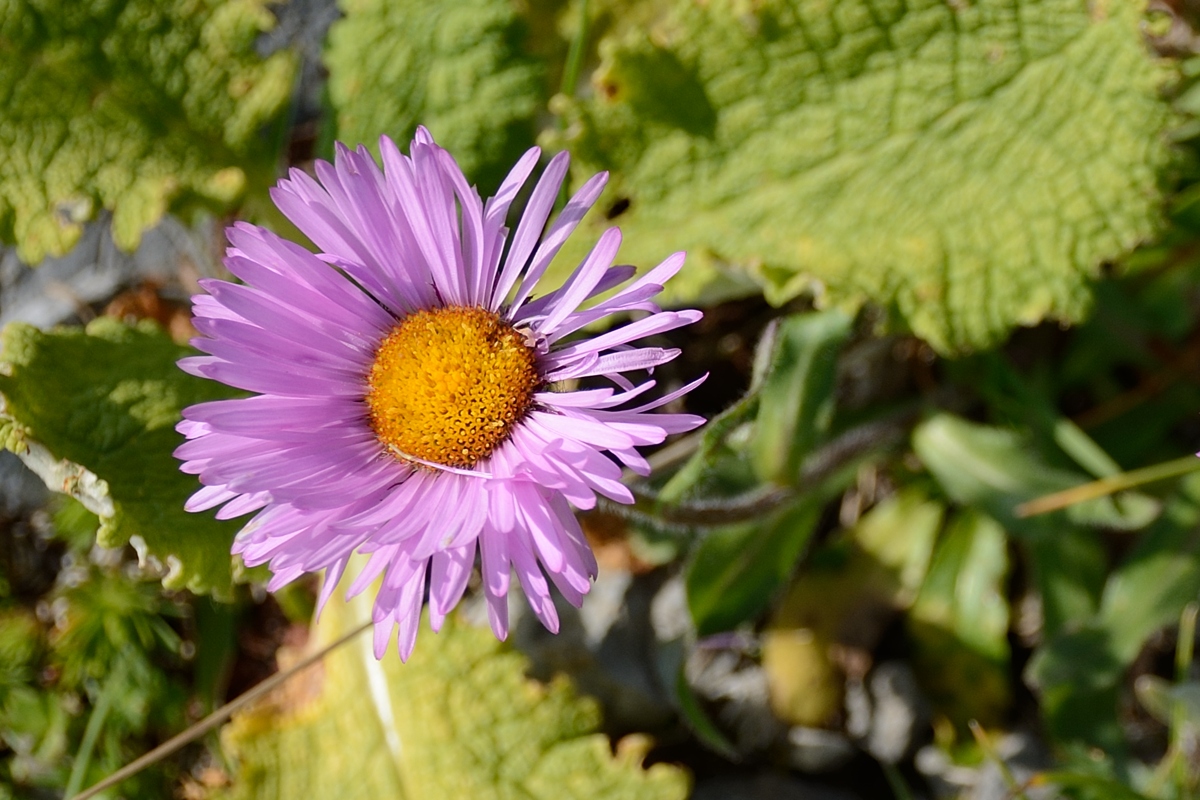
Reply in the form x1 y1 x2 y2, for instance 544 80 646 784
219 583 690 800
1030 528 1107 637
653 389 758 508
1098 473 1200 663
912 413 1159 534
1036 770 1153 800
1025 625 1126 752
325 0 547 191
751 310 852 484
913 415 1114 636
1135 675 1200 728
907 510 1011 728
1027 475 1200 750
852 487 945 597
964 352 1122 479
0 610 40 697
548 0 1171 351
0 0 296 263
656 310 852 511
671 667 739 760
685 499 821 637
0 319 243 596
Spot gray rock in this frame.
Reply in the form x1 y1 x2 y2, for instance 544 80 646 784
915 745 978 800
258 0 340 124
687 647 785 752
512 569 675 731
0 215 215 332
0 452 48 519
844 678 871 741
966 732 1055 800
650 574 693 643
917 731 1055 800
580 568 632 647
862 661 929 764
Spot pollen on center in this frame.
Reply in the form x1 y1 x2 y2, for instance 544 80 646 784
366 306 541 469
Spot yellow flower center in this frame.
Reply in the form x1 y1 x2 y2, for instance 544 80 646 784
366 306 540 469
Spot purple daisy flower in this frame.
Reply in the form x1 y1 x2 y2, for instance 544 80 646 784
175 128 704 660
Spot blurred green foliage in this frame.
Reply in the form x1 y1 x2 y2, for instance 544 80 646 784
0 498 193 799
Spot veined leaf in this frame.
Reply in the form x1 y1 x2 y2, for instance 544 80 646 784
219 583 689 799
326 0 546 190
0 319 243 596
548 0 1171 351
0 0 296 263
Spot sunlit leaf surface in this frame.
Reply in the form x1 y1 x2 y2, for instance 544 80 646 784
0 0 296 263
549 0 1171 351
326 0 546 190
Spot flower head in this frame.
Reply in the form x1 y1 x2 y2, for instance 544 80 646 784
175 128 704 659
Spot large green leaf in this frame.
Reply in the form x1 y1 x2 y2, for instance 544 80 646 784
549 0 1171 351
0 319 243 596
0 0 296 264
219 583 689 800
325 0 546 190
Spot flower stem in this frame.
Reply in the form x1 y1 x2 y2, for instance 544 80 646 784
881 763 915 800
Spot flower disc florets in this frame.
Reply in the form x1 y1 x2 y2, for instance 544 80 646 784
367 306 540 469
